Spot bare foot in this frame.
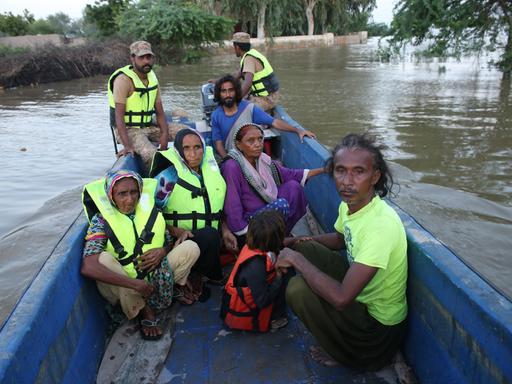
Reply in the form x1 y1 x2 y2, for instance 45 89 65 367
140 306 163 340
188 272 204 298
310 345 339 367
174 284 196 305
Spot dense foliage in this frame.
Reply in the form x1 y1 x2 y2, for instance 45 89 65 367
0 11 34 36
388 0 512 75
84 0 129 37
118 0 235 62
366 22 390 37
220 0 375 37
0 10 81 37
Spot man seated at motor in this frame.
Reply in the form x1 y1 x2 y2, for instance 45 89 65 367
232 32 280 112
211 74 316 159
107 40 184 174
221 122 324 250
81 170 200 340
150 128 238 287
276 133 408 369
221 210 289 333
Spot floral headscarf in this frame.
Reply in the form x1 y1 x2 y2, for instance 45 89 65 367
104 169 143 208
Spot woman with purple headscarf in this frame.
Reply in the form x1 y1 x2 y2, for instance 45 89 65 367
221 123 324 249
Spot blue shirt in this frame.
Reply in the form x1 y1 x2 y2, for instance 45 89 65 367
211 100 274 143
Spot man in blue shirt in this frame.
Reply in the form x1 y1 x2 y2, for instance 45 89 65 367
211 74 316 158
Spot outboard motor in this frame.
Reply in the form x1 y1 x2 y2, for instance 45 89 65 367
201 83 217 125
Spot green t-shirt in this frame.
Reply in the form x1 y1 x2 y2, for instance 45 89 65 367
334 196 408 325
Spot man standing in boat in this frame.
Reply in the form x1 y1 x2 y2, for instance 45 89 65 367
108 41 182 173
277 133 408 370
211 74 316 158
231 32 280 112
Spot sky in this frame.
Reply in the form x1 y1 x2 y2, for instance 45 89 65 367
0 0 397 24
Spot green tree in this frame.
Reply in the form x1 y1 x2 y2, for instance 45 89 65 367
314 0 375 35
118 0 235 62
217 0 374 38
304 0 318 36
28 13 75 35
46 13 72 35
389 0 512 76
0 10 34 36
366 22 391 37
84 0 129 37
27 19 55 35
266 0 305 36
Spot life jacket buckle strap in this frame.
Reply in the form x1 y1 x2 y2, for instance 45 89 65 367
191 187 207 198
139 229 155 244
116 247 127 258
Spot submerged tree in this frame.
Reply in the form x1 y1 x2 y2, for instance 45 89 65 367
389 0 512 77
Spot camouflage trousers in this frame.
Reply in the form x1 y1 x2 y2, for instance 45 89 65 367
116 123 186 175
249 90 280 112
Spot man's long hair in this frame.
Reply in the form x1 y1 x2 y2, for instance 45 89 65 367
325 133 396 198
214 74 243 104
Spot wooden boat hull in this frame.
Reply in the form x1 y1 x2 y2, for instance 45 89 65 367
0 110 511 383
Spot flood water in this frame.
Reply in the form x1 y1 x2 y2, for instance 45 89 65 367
0 39 511 324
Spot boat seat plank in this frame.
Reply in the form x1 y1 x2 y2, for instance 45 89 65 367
97 305 178 384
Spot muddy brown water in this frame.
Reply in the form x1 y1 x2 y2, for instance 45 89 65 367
0 39 511 324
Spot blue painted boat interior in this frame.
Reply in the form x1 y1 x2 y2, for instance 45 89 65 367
0 107 511 383
276 105 512 384
160 283 397 383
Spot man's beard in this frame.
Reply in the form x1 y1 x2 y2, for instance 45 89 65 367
134 62 152 74
221 97 235 108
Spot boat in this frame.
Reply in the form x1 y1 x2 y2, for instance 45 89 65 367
0 86 511 383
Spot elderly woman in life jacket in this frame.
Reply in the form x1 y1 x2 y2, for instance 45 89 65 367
81 170 200 340
221 123 324 250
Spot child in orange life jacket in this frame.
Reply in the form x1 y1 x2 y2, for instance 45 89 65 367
221 210 289 332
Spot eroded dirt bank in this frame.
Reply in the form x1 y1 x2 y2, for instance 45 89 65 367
0 40 129 88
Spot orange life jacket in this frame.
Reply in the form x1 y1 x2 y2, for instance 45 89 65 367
222 245 276 332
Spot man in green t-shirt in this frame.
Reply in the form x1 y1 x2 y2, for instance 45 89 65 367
277 133 408 370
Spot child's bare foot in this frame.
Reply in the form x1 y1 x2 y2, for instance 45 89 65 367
310 345 339 367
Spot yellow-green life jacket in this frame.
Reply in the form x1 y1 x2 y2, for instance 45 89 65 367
107 65 159 128
82 177 166 279
240 49 279 97
150 146 226 230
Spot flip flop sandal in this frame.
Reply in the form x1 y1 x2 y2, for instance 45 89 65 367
140 318 163 341
270 317 288 332
173 286 195 306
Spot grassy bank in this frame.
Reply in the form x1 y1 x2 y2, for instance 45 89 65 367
0 40 129 88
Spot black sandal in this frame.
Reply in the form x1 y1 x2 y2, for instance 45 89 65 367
140 318 163 341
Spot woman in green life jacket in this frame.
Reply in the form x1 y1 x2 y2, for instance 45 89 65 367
81 170 200 340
